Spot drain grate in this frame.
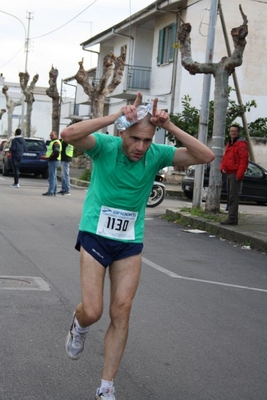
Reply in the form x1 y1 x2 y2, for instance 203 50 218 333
0 276 50 291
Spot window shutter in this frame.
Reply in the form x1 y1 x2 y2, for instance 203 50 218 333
157 28 164 66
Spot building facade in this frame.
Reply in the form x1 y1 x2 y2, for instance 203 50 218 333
73 0 266 143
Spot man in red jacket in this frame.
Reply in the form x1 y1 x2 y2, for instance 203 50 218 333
220 125 249 225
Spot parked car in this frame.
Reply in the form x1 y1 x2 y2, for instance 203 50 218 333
0 139 7 172
2 137 48 179
182 161 267 205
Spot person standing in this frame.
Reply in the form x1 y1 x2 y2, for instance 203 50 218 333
57 139 74 195
61 92 214 400
9 128 27 188
220 124 249 225
42 131 61 196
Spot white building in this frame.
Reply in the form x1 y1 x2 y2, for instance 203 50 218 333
72 0 267 141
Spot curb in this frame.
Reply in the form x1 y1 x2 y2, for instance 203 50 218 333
165 209 267 253
60 174 267 253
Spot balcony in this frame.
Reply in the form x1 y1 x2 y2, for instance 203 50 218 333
91 66 151 91
126 65 151 90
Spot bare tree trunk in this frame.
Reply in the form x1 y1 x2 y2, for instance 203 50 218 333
0 109 6 120
19 72 39 138
2 85 22 137
178 5 248 213
46 66 60 133
71 47 126 119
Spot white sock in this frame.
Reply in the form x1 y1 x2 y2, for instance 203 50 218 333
74 317 89 333
100 379 114 392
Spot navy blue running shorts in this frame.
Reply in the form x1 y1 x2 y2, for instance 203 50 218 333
75 231 143 268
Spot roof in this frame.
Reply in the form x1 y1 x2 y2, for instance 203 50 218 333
80 0 186 48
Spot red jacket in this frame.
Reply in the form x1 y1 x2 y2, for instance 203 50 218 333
220 138 249 180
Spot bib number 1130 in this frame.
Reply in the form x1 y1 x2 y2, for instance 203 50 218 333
106 216 129 232
97 206 138 240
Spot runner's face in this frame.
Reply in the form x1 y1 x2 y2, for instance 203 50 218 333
121 124 155 161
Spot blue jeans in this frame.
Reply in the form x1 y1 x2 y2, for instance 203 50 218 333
47 160 60 194
61 161 71 193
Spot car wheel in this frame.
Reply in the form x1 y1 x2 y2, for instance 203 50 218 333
3 162 10 176
42 171 48 179
183 191 193 200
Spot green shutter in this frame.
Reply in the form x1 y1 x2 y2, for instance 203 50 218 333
169 23 177 62
157 28 164 66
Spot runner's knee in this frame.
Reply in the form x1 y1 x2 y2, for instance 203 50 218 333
109 298 132 324
81 302 103 325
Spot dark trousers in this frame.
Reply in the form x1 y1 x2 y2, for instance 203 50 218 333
227 174 243 222
11 156 22 184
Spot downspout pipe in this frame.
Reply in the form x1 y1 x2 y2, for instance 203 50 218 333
62 81 77 116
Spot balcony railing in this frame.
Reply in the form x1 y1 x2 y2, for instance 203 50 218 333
126 65 151 90
85 66 151 91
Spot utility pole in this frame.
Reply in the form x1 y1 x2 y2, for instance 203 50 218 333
192 0 219 208
20 11 33 135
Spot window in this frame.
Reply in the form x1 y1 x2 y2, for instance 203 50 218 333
157 23 177 65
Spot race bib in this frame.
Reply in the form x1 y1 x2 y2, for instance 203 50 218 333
96 206 138 240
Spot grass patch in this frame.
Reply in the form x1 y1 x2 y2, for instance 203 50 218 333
79 169 91 181
173 205 227 223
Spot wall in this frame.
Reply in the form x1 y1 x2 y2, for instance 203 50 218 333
251 138 267 169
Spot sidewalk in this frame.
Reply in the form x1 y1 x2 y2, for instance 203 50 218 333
67 167 267 253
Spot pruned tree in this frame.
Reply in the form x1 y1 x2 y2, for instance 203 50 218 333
46 66 60 134
72 47 126 118
0 109 6 120
19 72 39 138
178 5 248 213
2 85 22 137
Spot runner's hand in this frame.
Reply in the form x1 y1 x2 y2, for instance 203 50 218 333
150 98 171 129
120 92 142 122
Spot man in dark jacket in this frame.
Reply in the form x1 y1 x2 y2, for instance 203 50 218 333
220 125 249 225
9 128 27 188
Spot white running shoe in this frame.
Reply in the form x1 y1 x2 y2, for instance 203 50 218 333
95 387 116 400
10 183 20 188
65 313 88 360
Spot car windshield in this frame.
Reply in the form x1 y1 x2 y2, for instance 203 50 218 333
245 163 264 178
186 164 209 177
25 140 46 152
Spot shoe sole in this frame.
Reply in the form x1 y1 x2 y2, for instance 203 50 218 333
65 331 81 361
95 393 115 400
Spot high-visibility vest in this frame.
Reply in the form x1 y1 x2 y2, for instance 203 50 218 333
46 139 62 160
65 143 74 158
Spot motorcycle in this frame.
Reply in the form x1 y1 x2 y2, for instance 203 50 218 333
147 173 166 208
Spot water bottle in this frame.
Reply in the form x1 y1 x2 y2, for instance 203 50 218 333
115 104 152 131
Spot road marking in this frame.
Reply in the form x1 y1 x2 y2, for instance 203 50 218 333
141 257 267 293
0 276 50 291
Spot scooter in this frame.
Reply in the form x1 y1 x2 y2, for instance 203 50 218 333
146 173 166 207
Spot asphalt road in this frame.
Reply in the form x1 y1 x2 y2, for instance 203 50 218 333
1 174 267 400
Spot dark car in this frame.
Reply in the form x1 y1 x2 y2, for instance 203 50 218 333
182 161 267 205
2 137 48 179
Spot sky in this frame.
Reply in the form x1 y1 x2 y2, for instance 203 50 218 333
0 0 154 97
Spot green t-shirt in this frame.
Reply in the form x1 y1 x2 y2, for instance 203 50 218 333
79 132 176 243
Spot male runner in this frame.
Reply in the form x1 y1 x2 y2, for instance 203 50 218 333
60 92 214 400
